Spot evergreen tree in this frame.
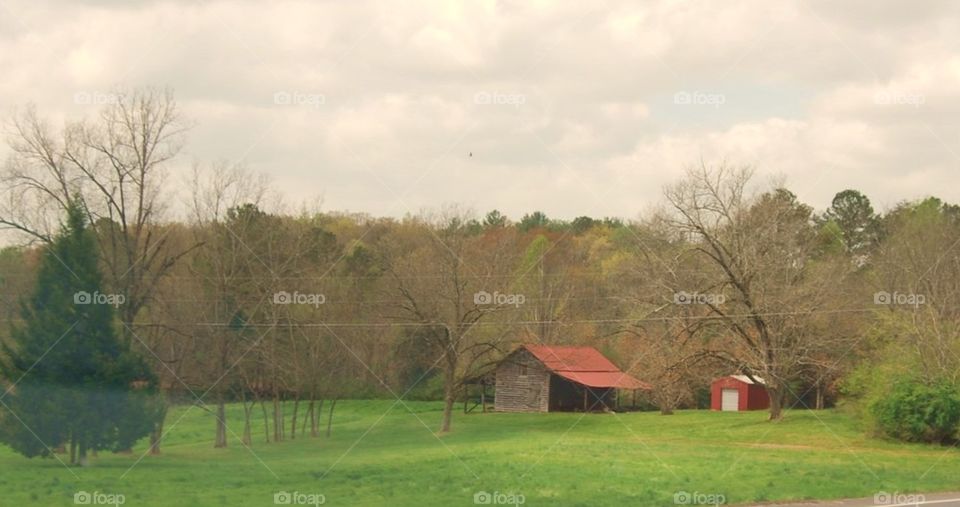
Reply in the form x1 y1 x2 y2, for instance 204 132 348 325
518 211 549 232
821 189 880 254
0 202 159 465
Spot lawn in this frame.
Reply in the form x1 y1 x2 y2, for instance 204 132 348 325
0 401 957 506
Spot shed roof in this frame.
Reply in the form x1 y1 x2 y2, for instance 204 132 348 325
729 374 766 385
519 344 651 390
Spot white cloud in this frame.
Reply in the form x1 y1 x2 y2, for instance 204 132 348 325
0 0 958 223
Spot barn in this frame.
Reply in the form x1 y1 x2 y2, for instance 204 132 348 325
494 344 651 413
711 375 770 411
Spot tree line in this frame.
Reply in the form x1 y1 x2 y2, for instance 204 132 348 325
1 90 958 464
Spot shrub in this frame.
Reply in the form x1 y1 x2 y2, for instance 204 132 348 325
869 379 960 444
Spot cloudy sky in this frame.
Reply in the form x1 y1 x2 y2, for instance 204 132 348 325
1 0 958 221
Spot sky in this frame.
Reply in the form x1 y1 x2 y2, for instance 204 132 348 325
0 0 958 223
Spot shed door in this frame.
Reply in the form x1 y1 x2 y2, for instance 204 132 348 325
721 388 739 411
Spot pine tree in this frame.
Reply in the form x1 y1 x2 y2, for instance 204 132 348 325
0 202 159 465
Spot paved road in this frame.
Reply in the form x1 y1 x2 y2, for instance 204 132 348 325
748 492 960 507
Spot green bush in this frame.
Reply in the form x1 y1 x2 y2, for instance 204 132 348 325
869 379 960 444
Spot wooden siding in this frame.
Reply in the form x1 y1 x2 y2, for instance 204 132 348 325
494 349 550 412
710 376 770 411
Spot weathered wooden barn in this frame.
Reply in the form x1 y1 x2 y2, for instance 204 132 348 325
711 375 770 411
494 344 651 413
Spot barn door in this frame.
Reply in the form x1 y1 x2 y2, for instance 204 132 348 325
721 388 739 411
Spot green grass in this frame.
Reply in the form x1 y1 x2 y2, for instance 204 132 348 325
0 401 958 506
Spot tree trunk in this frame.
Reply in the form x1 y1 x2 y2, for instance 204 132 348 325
440 354 456 433
326 399 337 438
290 397 299 440
260 400 271 443
768 386 785 420
240 390 253 446
242 404 253 446
214 399 228 448
313 399 323 437
272 395 282 442
69 437 77 465
303 400 314 437
78 440 88 467
815 382 824 410
150 406 166 455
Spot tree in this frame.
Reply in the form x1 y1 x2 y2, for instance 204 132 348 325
665 164 848 420
856 197 960 390
515 234 572 342
0 203 158 465
1 89 193 452
483 210 508 229
382 211 517 432
518 211 549 232
820 190 880 257
612 219 721 414
571 216 597 234
187 166 269 448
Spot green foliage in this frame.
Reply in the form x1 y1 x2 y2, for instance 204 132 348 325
601 216 625 229
815 220 848 257
516 235 550 278
571 216 597 233
820 189 880 254
869 379 960 444
518 211 549 232
0 202 160 461
482 209 508 229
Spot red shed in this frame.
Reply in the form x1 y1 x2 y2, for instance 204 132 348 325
711 375 770 411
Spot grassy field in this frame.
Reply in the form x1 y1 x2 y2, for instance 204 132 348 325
0 401 957 506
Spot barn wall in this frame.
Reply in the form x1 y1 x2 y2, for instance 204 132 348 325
711 377 771 411
494 349 550 412
738 382 749 410
746 383 770 410
711 377 742 411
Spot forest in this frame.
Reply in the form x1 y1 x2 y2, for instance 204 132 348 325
1 90 958 464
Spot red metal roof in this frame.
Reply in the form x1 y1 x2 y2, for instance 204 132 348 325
521 344 652 390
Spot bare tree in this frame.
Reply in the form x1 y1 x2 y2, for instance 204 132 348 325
664 164 847 420
186 162 270 448
614 219 722 414
3 89 190 331
381 211 517 432
1 88 194 448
